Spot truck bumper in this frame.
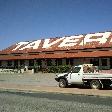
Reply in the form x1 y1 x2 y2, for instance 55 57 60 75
55 78 59 82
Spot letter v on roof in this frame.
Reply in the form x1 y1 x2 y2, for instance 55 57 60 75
42 37 65 48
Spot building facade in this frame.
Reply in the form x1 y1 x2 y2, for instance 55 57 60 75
0 31 112 72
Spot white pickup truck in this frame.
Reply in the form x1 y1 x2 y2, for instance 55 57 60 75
55 64 112 89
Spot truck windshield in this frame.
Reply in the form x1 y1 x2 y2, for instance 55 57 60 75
70 67 81 73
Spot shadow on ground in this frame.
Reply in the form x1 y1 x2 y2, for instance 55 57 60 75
68 84 112 90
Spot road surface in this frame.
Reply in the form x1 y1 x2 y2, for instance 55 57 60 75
0 90 112 112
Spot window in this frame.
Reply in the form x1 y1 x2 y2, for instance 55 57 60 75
66 58 74 66
0 61 2 66
110 58 112 69
101 58 107 66
56 59 62 66
14 60 18 67
14 60 18 68
72 67 81 73
8 61 12 66
70 59 74 66
66 59 70 65
36 59 42 66
90 58 99 66
20 60 25 66
47 59 52 66
29 60 34 66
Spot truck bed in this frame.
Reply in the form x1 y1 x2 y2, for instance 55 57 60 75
83 73 112 79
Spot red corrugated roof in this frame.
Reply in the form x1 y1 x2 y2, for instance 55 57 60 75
0 31 112 60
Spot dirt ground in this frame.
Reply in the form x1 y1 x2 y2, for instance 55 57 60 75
0 73 112 97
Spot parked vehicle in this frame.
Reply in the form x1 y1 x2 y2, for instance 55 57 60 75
55 64 112 89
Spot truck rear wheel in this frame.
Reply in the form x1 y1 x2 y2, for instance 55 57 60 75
59 79 67 88
90 80 101 89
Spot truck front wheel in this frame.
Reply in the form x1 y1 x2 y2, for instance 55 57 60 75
90 80 101 89
59 79 67 88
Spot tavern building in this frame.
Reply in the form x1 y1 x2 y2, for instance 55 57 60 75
0 31 112 73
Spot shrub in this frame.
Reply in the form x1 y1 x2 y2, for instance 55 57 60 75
47 65 71 73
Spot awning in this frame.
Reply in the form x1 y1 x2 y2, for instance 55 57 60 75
0 50 112 60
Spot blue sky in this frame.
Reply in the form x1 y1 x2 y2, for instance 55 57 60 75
0 0 112 50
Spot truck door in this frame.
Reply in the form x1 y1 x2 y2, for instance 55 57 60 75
67 67 83 84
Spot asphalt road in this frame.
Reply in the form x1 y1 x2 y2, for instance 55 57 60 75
0 90 112 112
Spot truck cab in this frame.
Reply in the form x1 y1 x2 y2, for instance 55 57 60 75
66 65 83 84
55 65 84 88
